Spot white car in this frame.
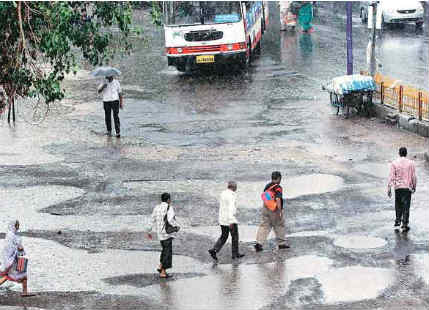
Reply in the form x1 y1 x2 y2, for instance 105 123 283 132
360 0 424 28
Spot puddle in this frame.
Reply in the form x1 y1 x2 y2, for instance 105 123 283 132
141 255 333 310
187 226 330 243
103 272 206 288
412 254 429 285
9 237 205 296
0 124 64 166
288 230 330 238
353 163 389 179
333 235 387 250
0 308 43 310
0 186 157 232
284 174 344 199
316 266 395 304
125 175 344 211
187 225 262 243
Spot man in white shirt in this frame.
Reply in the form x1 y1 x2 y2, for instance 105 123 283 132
98 76 123 137
147 193 180 278
208 181 244 261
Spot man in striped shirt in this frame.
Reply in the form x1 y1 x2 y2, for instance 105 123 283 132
387 147 417 232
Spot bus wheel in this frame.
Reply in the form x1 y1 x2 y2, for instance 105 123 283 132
255 40 261 56
176 64 186 72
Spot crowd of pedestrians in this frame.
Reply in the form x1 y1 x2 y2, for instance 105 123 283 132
143 146 417 279
0 147 418 286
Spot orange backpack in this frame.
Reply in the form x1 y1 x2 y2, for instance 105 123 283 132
261 184 278 211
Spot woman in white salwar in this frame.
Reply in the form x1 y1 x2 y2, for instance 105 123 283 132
0 220 32 296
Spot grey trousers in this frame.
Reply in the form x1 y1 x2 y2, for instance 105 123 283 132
256 207 287 246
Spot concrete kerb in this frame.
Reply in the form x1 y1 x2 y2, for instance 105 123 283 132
372 100 429 161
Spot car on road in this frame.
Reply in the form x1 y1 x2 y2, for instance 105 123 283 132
360 0 424 29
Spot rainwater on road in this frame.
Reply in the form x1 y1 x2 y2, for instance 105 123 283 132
0 3 428 310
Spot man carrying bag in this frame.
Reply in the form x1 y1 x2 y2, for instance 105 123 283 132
147 193 180 278
255 171 290 252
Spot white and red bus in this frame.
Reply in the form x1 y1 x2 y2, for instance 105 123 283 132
163 1 269 71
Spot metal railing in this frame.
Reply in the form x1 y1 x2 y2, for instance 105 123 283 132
362 71 429 121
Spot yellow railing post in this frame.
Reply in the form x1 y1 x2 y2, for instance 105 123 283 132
399 86 403 113
418 91 423 121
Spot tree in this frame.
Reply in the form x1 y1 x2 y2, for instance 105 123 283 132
0 2 136 122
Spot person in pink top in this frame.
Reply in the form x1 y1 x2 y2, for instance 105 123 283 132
387 147 417 232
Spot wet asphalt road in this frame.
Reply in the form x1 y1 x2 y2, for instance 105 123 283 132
0 3 428 310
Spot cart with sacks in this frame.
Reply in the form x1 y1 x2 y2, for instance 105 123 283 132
322 74 377 117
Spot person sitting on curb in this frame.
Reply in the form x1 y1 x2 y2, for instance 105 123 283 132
0 220 34 297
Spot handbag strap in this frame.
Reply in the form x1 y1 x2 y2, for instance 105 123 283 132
161 204 170 232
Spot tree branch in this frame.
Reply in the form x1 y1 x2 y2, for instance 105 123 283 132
17 2 26 51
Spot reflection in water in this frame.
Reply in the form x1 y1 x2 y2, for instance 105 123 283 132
299 33 313 59
392 231 413 264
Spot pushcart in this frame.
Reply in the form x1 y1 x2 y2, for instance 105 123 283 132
322 74 376 117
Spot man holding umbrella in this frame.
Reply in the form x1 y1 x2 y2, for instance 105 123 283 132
95 67 123 137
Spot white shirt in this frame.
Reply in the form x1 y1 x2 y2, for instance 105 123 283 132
147 202 179 241
218 189 238 226
99 79 121 102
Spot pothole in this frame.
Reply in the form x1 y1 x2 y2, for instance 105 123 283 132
316 266 395 304
333 235 387 250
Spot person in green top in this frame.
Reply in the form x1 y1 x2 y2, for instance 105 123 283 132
298 2 314 33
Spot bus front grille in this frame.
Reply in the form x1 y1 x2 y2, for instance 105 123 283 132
185 30 223 42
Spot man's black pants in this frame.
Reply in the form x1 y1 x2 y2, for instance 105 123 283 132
213 224 239 257
103 100 120 134
395 188 412 226
160 237 173 270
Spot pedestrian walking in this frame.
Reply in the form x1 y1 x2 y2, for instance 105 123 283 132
387 147 417 232
208 181 244 261
147 193 180 278
255 171 290 252
97 75 123 138
0 220 33 297
297 2 314 33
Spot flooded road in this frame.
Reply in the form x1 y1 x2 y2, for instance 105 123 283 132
0 3 428 310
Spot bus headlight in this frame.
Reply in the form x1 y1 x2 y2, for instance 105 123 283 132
177 48 183 53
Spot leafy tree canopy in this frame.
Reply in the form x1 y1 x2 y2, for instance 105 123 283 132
0 1 136 103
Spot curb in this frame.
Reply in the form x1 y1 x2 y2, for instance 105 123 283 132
372 101 429 161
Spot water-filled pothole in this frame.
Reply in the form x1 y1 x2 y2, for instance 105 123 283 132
316 266 395 304
333 235 387 250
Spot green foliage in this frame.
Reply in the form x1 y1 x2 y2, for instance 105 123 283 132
0 2 138 103
150 2 163 26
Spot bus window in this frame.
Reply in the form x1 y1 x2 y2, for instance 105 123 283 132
165 2 242 26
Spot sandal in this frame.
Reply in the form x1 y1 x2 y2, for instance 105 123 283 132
21 293 36 297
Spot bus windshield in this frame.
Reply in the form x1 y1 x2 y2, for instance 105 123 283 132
165 1 242 26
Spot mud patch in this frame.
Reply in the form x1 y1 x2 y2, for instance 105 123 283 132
103 272 206 288
0 291 164 310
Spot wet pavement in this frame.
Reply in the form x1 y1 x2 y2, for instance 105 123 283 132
0 3 428 310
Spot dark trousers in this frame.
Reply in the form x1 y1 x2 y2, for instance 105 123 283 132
103 100 120 134
395 189 412 226
213 224 239 257
160 238 173 270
